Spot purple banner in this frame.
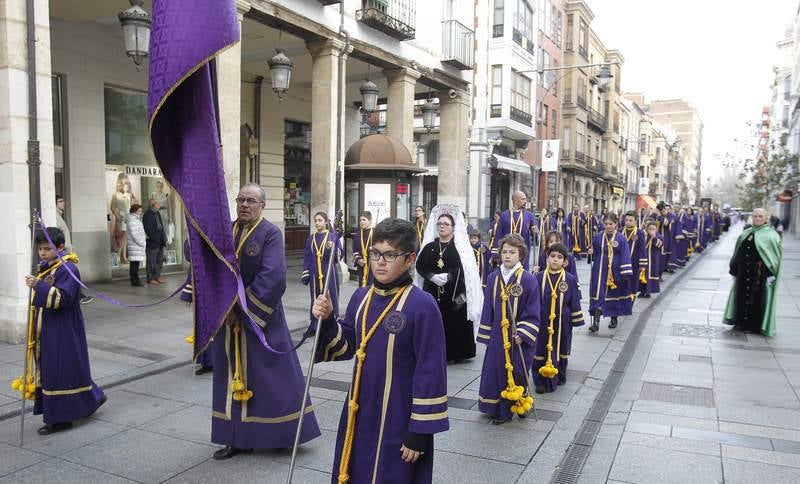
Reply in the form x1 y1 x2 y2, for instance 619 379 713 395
148 0 240 360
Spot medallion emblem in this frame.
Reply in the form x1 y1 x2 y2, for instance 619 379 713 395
326 241 334 249
508 283 523 297
479 246 486 253
44 274 55 285
383 311 407 334
558 281 569 293
612 240 619 248
437 258 445 269
245 242 261 257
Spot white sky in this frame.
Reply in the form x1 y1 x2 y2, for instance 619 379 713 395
589 0 797 183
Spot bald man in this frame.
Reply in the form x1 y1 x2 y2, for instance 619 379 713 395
723 208 782 336
490 191 539 270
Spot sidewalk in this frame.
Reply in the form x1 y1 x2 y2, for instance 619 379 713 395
0 228 798 483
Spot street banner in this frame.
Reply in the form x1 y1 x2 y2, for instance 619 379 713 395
148 0 241 360
541 139 560 172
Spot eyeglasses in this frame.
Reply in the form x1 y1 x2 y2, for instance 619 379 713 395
236 197 262 205
367 249 409 263
437 222 452 227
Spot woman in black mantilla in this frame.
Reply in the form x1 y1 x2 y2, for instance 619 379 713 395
416 213 476 362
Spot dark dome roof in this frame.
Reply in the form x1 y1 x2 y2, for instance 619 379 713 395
344 134 426 172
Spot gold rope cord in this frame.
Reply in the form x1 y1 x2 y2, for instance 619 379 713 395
605 232 617 289
312 231 331 294
498 270 533 416
539 268 564 379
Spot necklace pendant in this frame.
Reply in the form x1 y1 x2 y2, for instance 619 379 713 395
437 258 445 269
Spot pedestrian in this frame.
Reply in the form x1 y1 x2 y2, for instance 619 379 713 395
668 207 689 270
477 234 540 425
125 204 146 287
470 229 491 288
532 242 583 394
491 191 538 270
416 210 479 362
180 239 213 375
695 207 712 253
312 217 449 483
22 227 106 435
302 211 342 324
142 197 166 285
536 207 550 259
621 211 646 298
211 183 320 459
352 211 374 287
566 204 586 260
550 208 569 251
587 213 634 332
656 202 674 275
723 208 782 336
414 205 426 250
685 207 698 259
639 220 663 298
532 231 579 285
55 195 93 304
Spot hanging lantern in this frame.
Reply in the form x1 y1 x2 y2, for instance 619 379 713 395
118 0 151 67
597 64 613 90
359 79 379 113
268 49 293 100
422 99 437 132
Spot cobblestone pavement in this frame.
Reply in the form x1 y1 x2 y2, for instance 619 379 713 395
1 225 799 483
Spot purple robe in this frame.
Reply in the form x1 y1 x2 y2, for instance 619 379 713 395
641 233 663 294
352 228 375 287
669 212 689 269
657 214 673 274
622 227 646 295
566 212 587 257
532 270 583 393
181 240 212 368
549 216 569 250
491 209 537 270
477 269 542 421
302 230 342 321
535 250 579 285
472 242 491 287
211 219 320 449
697 213 713 251
315 285 449 483
589 231 634 317
685 214 698 256
32 261 105 424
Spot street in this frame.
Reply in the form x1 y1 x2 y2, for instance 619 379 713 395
1 226 799 483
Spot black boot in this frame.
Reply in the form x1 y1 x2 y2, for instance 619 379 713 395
609 317 618 329
37 422 73 435
213 446 253 460
589 312 599 333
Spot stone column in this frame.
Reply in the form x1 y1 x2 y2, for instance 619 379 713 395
437 89 470 209
216 1 249 218
0 0 55 343
383 67 420 151
307 38 348 217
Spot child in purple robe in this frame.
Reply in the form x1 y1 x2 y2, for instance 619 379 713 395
532 231 579 284
352 211 374 287
587 213 634 333
302 211 342 323
550 208 569 249
640 221 663 297
312 218 449 483
533 243 584 394
622 211 647 300
22 227 106 435
566 205 587 260
477 234 542 425
470 229 491 288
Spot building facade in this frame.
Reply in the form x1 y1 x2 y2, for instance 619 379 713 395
0 0 473 342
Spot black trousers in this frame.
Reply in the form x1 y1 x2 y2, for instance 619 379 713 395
129 261 141 285
146 247 164 282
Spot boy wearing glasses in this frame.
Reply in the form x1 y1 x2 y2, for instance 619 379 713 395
312 218 449 483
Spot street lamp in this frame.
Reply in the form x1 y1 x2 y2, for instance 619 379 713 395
596 64 613 90
359 79 379 113
118 0 151 67
268 49 293 100
421 99 437 132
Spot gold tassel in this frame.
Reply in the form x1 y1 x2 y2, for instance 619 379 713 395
230 324 253 402
539 270 561 379
606 236 617 289
499 279 533 415
639 267 647 285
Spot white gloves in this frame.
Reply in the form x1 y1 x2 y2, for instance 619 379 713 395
431 273 449 287
767 276 776 286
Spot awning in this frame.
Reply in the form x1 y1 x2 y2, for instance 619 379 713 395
413 167 436 176
636 194 657 210
490 154 532 174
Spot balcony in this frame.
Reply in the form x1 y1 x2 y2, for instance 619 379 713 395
575 150 585 162
564 88 572 104
577 95 586 109
579 46 587 59
586 156 604 175
561 149 570 159
509 106 533 126
357 0 416 41
490 104 502 118
619 136 628 150
441 20 474 70
629 150 640 164
587 106 608 132
512 29 535 55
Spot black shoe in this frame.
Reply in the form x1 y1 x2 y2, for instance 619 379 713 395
665 269 675 274
37 422 73 435
535 385 546 394
558 374 566 385
131 281 144 287
640 293 651 298
609 317 618 329
195 366 212 376
213 446 253 460
79 296 94 304
491 417 511 425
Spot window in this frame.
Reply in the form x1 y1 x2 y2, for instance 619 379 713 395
511 70 532 115
105 85 153 165
491 65 503 117
551 59 559 95
563 127 571 154
566 14 573 50
493 0 504 37
538 48 546 86
551 108 557 138
542 103 549 125
513 0 533 47
578 19 588 58
576 121 585 154
556 10 563 47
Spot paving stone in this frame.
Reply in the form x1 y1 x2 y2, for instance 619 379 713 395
137 405 213 444
305 399 342 433
718 421 800 443
270 429 337 473
0 458 136 483
624 421 671 436
722 444 800 468
723 458 800 483
164 457 329 483
717 401 800 431
61 429 212 483
0 418 126 457
671 426 772 450
91 389 190 428
115 369 213 407
620 431 721 457
0 442 48 477
628 410 718 431
631 399 719 420
608 443 723 484
435 419 546 465
433 449 525 483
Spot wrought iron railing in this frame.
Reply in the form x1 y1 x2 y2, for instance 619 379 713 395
576 95 586 108
587 106 608 131
562 149 570 159
357 0 416 41
575 150 585 162
441 20 474 70
510 106 533 126
490 104 502 118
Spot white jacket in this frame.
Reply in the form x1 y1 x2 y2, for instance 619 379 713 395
126 213 147 262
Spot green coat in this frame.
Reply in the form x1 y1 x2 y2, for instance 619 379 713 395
723 224 782 336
